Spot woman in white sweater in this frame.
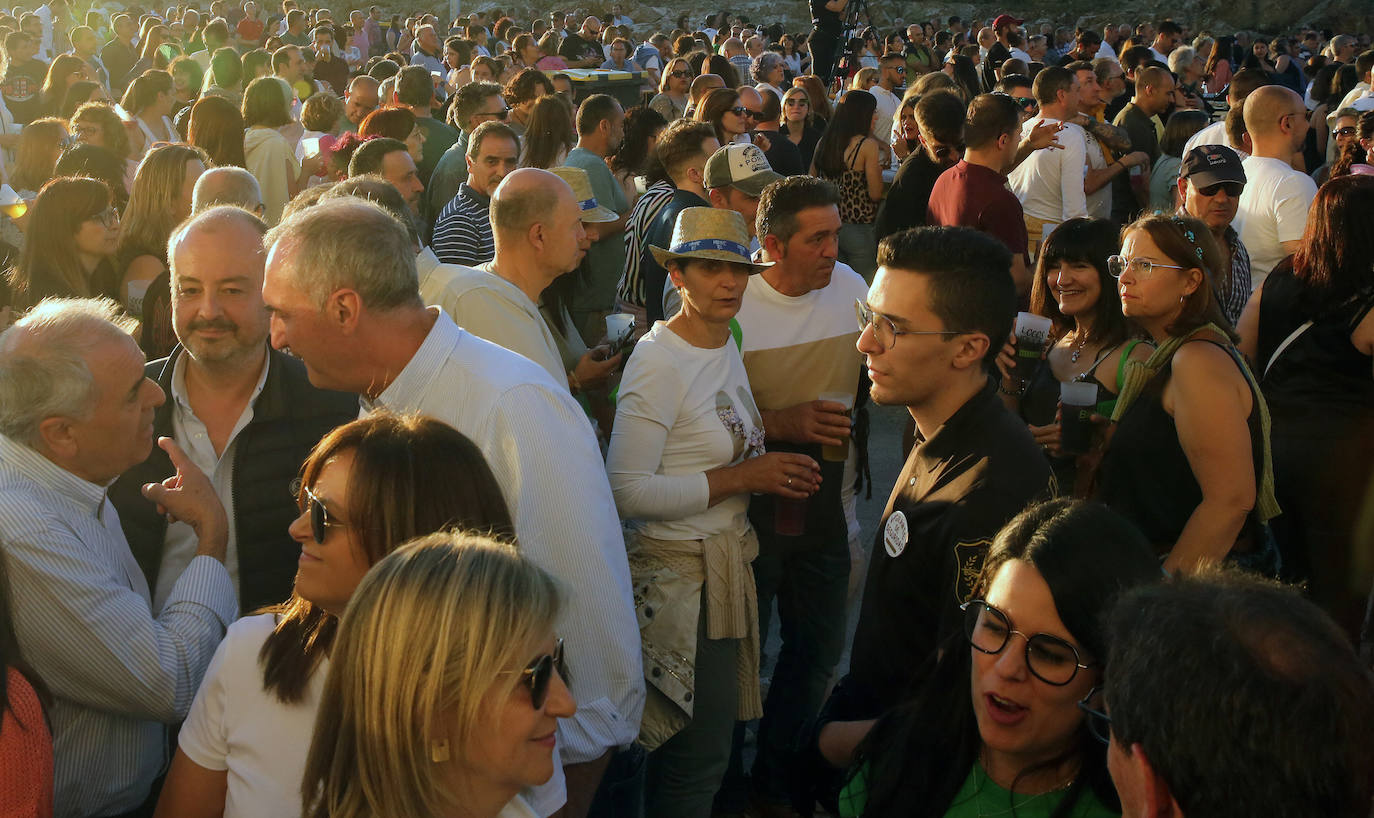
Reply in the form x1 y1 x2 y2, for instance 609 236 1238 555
607 207 820 818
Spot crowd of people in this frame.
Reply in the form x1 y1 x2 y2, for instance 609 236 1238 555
0 1 1372 818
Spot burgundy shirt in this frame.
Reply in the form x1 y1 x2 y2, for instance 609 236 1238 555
926 160 1029 262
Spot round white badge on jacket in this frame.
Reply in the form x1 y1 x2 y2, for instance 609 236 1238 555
884 510 909 558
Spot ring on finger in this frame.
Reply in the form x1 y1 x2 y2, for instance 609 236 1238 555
786 476 792 487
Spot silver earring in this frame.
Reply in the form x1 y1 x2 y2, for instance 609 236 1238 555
1179 294 1186 304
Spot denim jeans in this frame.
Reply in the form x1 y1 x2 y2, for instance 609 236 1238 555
747 506 851 805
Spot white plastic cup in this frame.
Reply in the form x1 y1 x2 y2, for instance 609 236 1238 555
605 312 634 344
1014 312 1053 348
300 136 321 157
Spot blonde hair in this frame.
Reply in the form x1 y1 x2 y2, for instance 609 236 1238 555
301 531 561 818
850 66 879 90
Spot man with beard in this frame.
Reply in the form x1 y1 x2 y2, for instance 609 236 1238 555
109 206 356 615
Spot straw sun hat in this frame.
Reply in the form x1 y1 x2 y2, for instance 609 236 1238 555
549 166 619 222
649 207 772 273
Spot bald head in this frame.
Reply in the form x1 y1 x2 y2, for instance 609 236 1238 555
691 74 725 103
192 167 265 215
1243 85 1308 154
490 167 574 238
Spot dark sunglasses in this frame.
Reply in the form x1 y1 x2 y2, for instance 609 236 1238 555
670 69 692 78
1014 96 1038 111
1333 126 1357 138
1196 181 1243 197
931 142 965 160
522 638 568 710
729 106 757 119
302 485 344 545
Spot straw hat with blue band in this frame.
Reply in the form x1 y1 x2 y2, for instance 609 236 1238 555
549 166 619 222
649 207 772 273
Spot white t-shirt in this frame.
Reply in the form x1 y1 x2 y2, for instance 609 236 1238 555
1234 155 1318 290
1082 130 1112 219
1096 41 1117 61
1008 116 1089 222
1182 119 1246 157
178 614 328 818
870 84 901 147
608 322 763 541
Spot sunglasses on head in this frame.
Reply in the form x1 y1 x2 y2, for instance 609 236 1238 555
522 638 568 710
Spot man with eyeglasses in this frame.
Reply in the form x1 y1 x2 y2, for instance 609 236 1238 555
1234 85 1316 291
1100 572 1374 818
110 204 355 619
1176 146 1251 323
815 225 1050 767
875 90 966 244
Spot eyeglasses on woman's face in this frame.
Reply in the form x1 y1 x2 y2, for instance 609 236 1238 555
962 599 1096 686
86 206 119 229
1107 255 1187 280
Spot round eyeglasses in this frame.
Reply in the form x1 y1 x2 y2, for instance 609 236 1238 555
961 600 1096 686
1107 254 1187 281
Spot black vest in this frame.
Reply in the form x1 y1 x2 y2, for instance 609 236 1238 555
109 346 357 613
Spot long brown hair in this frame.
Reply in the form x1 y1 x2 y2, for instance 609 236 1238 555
118 143 210 265
1122 213 1235 340
520 95 575 169
695 86 741 147
1029 218 1133 347
1290 174 1374 315
6 177 114 307
258 413 514 704
10 117 67 192
188 95 247 168
40 54 86 116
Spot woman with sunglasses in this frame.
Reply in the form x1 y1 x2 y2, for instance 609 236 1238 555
1096 213 1279 576
826 498 1159 817
780 85 824 171
4 176 122 309
1237 175 1374 637
302 530 572 818
811 89 883 281
997 219 1152 495
153 413 514 818
696 87 763 150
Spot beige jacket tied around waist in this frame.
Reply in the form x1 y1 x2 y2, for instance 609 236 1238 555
629 526 763 750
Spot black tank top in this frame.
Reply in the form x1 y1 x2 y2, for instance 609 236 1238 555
1097 338 1265 553
1256 267 1374 417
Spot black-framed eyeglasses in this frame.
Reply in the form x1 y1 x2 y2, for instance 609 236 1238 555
1077 686 1112 744
1195 180 1243 197
1333 126 1357 138
87 206 119 228
521 638 568 710
1107 254 1187 280
961 599 1097 686
856 299 967 352
302 484 346 545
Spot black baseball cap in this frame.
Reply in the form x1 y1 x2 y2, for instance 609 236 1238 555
1180 145 1246 188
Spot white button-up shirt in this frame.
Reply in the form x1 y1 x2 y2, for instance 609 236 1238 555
0 434 236 818
154 351 269 611
360 309 644 816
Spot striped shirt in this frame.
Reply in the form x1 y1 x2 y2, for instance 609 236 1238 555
0 435 236 818
617 181 675 306
432 183 495 268
359 309 644 816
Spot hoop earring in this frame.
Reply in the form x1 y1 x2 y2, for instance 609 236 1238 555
431 738 451 763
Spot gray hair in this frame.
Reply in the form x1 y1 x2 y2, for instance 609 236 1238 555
0 298 139 445
192 166 264 213
751 51 783 84
263 197 420 311
1168 46 1196 76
